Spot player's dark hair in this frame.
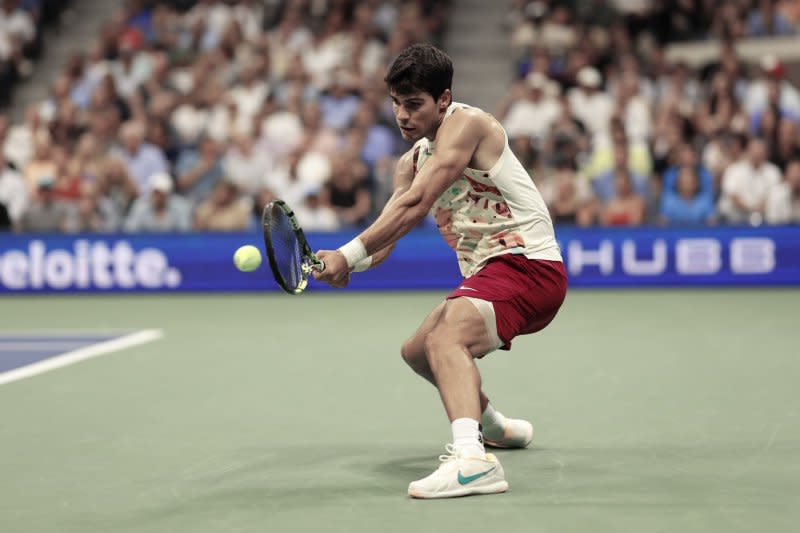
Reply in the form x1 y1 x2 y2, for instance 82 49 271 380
385 43 453 100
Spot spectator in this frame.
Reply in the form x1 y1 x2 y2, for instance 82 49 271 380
3 103 38 168
295 189 340 232
772 117 800 170
749 78 800 136
600 169 646 227
660 166 717 225
349 9 388 79
0 0 35 55
123 171 191 232
76 180 120 232
300 99 341 156
65 52 94 111
616 72 652 142
321 154 371 227
319 70 362 131
115 120 169 194
175 136 224 202
0 113 7 155
22 129 56 195
228 60 269 122
696 71 744 138
222 133 272 196
185 0 234 51
194 179 251 231
232 0 264 43
708 3 747 40
171 81 218 144
147 119 180 167
98 155 138 220
592 141 650 203
765 158 800 224
0 146 26 229
354 102 397 169
19 176 77 232
302 23 346 90
568 66 614 140
539 4 577 53
265 148 319 208
502 72 562 142
541 160 595 227
259 94 305 159
53 152 84 204
744 55 800 119
547 95 588 164
251 184 276 226
746 0 795 37
655 61 702 119
719 137 782 224
662 144 714 199
93 73 132 124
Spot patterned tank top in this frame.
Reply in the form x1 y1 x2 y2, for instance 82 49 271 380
413 102 562 277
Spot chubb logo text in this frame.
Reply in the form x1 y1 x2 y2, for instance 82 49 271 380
566 238 776 276
0 240 182 290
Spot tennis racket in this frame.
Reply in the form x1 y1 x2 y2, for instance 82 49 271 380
262 199 325 295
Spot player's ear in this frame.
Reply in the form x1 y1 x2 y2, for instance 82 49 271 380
439 89 452 111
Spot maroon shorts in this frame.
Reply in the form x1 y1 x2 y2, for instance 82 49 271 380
447 255 567 350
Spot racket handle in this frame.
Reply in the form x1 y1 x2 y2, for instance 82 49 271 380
315 259 326 272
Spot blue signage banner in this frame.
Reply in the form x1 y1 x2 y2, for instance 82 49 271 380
0 226 798 293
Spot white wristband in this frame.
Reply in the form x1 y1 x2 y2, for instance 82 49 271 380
352 256 373 272
338 238 368 268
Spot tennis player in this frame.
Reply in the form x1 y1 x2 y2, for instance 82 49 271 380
313 43 567 498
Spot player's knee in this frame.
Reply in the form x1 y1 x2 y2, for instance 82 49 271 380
400 339 414 365
401 338 422 367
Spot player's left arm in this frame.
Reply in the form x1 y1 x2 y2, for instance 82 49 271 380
314 110 484 284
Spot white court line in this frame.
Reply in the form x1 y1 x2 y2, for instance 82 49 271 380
0 341 116 350
0 329 163 386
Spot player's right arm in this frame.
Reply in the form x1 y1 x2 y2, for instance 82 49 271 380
356 149 415 269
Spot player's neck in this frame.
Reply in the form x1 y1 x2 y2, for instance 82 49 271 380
423 112 447 142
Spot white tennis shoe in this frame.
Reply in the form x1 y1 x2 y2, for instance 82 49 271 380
483 417 534 449
407 444 508 499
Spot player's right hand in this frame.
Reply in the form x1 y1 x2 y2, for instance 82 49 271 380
313 250 350 288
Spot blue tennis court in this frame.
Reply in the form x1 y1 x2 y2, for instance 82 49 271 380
0 334 124 373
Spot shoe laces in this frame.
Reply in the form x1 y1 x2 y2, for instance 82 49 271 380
438 443 459 463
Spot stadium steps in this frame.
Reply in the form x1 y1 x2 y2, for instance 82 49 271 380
8 0 120 121
444 0 513 113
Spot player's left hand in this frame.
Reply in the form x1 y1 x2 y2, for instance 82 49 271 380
313 250 350 288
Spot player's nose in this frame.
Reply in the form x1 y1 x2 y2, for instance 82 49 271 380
396 106 410 121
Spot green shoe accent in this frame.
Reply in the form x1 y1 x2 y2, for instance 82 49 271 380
457 467 496 485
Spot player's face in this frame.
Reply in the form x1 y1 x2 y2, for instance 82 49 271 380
390 89 450 141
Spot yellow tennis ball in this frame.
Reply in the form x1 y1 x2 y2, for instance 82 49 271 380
233 245 262 272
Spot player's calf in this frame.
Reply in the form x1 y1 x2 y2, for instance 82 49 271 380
400 340 436 384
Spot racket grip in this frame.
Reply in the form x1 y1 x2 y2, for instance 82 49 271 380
315 259 326 272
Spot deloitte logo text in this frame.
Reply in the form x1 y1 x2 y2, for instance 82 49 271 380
0 240 182 290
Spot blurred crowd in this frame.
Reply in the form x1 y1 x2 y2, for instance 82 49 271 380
3 0 800 234
500 0 800 226
0 0 71 106
0 0 449 233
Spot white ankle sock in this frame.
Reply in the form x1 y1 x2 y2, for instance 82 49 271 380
481 403 507 440
451 418 485 457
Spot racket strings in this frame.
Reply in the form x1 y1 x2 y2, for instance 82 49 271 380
271 208 304 290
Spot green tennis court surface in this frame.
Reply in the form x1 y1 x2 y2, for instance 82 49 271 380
1 290 798 532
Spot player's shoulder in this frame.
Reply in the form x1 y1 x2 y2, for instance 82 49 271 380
445 103 499 134
448 104 491 124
